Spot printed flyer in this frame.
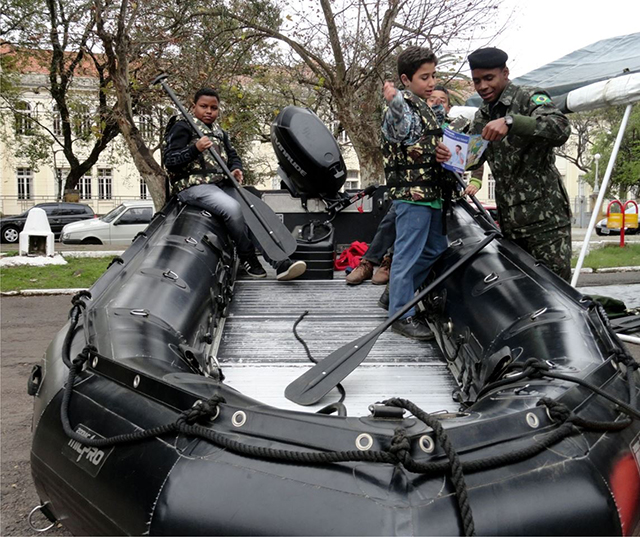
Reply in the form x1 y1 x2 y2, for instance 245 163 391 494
441 129 488 173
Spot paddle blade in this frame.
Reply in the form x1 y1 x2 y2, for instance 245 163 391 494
285 330 382 406
228 188 297 262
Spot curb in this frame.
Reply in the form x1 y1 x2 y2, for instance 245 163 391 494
3 266 640 296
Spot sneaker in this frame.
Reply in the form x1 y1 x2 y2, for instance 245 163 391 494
239 256 267 279
391 316 435 341
276 259 307 281
371 255 391 285
346 259 373 285
378 285 389 310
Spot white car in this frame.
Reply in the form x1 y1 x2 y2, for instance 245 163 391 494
61 200 155 245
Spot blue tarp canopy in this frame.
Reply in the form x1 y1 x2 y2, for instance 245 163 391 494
465 32 640 111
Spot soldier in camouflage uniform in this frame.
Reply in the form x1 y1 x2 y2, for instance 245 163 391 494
379 46 453 340
164 88 306 281
467 48 572 281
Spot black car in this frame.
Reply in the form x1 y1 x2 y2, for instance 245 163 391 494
0 202 95 243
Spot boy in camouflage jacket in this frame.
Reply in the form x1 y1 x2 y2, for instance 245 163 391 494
380 47 452 340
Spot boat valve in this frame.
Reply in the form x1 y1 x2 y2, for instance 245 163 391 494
368 404 405 419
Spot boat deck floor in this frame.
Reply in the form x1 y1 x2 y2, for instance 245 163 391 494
213 277 458 416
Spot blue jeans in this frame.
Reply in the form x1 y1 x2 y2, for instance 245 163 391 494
178 183 255 258
389 201 448 319
363 203 396 264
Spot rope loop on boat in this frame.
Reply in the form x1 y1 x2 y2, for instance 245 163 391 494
383 398 475 536
177 395 226 426
388 427 411 463
62 292 92 367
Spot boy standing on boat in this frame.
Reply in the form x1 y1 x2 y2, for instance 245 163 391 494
467 48 572 280
381 47 453 340
164 88 306 281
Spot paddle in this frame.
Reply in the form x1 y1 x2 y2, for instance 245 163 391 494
285 230 500 405
152 74 297 262
452 172 499 231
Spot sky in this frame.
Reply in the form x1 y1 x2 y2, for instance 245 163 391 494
476 0 639 78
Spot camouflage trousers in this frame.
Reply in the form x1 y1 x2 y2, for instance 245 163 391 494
509 224 572 282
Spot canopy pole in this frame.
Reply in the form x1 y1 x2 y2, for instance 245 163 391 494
618 334 640 346
571 103 634 287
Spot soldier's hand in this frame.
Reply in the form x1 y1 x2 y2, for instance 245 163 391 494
383 81 397 103
435 142 451 163
231 169 244 184
481 119 509 142
196 136 213 152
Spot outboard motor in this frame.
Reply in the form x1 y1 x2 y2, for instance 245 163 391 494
271 106 347 199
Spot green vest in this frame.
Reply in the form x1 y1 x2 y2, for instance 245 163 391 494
171 118 229 194
381 91 449 202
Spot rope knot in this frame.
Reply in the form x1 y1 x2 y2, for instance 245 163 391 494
524 358 550 378
177 395 226 426
538 397 573 424
71 290 92 308
388 428 411 463
72 346 94 367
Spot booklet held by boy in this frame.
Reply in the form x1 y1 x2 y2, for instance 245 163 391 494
441 129 488 173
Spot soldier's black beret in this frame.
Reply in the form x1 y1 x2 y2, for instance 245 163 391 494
468 48 508 70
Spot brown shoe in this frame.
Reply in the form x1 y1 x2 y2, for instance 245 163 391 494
345 259 373 285
371 255 391 285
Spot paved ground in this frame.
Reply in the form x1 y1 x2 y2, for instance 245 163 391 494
1 279 639 535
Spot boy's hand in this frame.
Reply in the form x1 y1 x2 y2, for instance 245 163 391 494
231 169 243 184
196 136 213 152
481 118 509 142
464 184 479 196
435 142 451 163
383 81 397 103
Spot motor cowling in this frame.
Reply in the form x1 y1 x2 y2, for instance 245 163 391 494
271 106 346 198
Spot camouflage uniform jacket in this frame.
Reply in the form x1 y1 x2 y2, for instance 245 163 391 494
469 82 572 238
381 90 450 203
163 118 241 195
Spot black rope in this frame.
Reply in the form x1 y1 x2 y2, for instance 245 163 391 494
293 311 346 405
62 291 92 368
383 398 475 536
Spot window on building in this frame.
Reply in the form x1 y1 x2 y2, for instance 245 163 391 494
74 104 92 138
52 103 62 136
139 179 149 199
55 168 70 200
15 101 34 135
344 170 360 190
80 172 92 200
98 168 112 199
138 115 154 139
487 174 495 201
17 168 33 200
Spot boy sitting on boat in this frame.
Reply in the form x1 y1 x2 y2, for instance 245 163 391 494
380 47 453 340
163 87 306 281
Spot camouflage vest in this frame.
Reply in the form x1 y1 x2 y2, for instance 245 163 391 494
381 90 446 202
170 118 228 194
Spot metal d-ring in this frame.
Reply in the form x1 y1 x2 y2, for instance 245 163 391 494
185 237 197 245
130 309 149 317
450 238 463 247
163 270 179 281
201 210 212 218
484 272 498 283
28 504 55 532
530 307 547 320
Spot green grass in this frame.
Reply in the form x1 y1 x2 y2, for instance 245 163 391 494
572 243 640 269
0 256 116 292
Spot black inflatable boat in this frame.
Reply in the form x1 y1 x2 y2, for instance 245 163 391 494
29 107 640 536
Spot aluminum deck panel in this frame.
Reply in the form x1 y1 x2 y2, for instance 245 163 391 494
217 279 459 415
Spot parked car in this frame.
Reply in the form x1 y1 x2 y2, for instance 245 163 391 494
595 206 638 236
61 200 155 245
0 202 95 243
